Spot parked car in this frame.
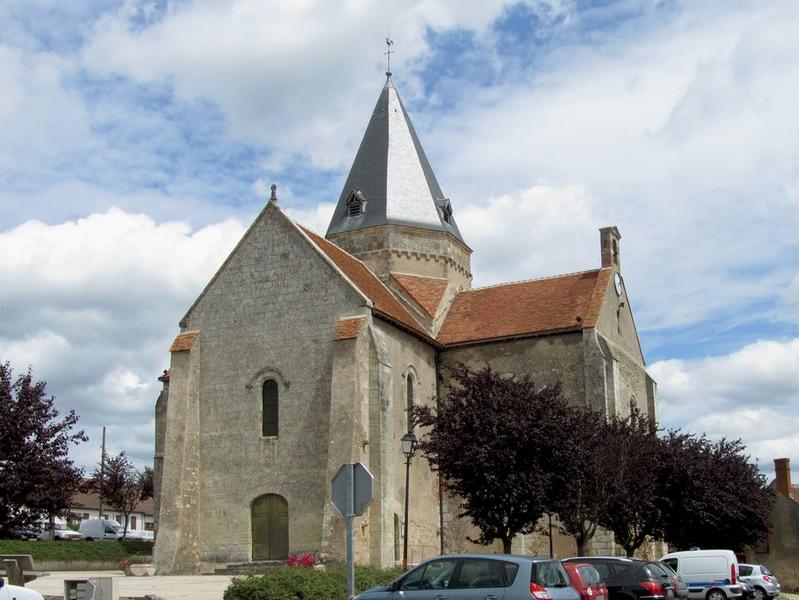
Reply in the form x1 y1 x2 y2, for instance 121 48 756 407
355 554 581 600
739 579 755 600
38 523 82 541
563 557 676 600
660 560 690 600
79 519 123 541
660 550 742 600
0 577 45 600
564 562 609 600
738 564 781 600
8 526 41 541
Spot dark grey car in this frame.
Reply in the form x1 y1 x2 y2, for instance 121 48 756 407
355 554 581 600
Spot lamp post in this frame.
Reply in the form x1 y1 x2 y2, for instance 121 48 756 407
401 431 417 570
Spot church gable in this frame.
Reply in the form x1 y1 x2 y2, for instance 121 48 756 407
181 202 366 328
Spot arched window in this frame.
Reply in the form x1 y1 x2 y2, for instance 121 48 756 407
629 395 637 416
262 379 279 437
406 372 415 433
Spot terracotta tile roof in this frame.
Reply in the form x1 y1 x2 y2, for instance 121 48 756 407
170 331 200 352
300 227 429 339
391 272 449 318
70 491 154 516
437 269 612 346
332 316 367 340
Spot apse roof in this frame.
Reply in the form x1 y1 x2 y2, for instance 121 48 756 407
326 78 465 244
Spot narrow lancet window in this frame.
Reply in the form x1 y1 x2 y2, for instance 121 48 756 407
406 373 415 433
262 379 279 437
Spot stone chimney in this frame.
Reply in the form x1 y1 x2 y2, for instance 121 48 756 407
600 226 621 270
774 458 792 497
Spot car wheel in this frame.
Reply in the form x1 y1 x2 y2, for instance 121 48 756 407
753 588 766 600
707 589 726 600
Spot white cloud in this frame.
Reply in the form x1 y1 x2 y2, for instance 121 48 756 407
0 208 246 467
430 1 799 331
458 184 602 286
0 43 94 172
80 0 535 170
650 338 799 481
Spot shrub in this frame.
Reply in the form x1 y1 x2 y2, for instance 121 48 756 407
118 540 154 556
223 565 404 600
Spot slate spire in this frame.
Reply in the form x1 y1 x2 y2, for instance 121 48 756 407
326 79 465 244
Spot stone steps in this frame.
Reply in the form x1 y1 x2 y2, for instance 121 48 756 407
213 560 285 575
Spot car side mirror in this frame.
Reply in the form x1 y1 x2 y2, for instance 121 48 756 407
0 576 5 588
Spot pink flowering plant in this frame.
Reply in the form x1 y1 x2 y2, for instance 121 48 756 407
285 552 319 568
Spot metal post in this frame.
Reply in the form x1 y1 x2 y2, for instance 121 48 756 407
346 463 355 600
98 426 106 519
548 513 554 558
402 453 411 570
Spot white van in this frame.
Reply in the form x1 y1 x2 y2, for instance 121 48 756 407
660 550 742 600
78 519 124 541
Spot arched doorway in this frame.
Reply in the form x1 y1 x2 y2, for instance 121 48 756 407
251 494 289 560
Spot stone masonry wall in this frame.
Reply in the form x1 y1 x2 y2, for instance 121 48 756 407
329 225 472 292
170 203 369 570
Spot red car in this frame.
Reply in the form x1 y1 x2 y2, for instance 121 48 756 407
565 562 609 600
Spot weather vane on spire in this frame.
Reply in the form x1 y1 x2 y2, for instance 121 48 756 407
385 37 394 79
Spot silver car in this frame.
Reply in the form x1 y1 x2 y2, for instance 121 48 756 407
738 564 781 600
355 554 581 600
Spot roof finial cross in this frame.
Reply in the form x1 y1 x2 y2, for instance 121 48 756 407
385 37 394 80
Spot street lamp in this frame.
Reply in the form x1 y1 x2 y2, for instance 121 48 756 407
401 431 417 570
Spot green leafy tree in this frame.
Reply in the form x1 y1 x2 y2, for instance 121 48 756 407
138 466 154 500
0 361 86 536
413 364 572 553
87 452 143 539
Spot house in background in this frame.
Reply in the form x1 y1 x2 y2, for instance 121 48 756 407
66 490 155 538
745 458 799 589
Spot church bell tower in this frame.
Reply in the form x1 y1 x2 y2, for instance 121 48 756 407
325 76 472 291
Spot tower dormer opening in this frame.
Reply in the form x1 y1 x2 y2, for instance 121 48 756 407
346 190 366 217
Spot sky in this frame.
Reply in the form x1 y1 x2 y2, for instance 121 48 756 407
0 0 797 483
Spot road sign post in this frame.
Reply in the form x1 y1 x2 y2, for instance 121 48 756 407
332 462 374 600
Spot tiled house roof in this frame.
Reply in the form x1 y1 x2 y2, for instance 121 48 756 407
390 273 449 318
299 224 614 347
301 227 430 339
437 269 612 346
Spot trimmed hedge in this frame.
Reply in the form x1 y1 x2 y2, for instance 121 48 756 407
0 539 151 561
224 565 404 600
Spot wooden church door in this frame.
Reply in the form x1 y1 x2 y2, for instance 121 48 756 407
251 494 289 560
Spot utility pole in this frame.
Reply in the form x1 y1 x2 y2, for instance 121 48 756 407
98 426 106 519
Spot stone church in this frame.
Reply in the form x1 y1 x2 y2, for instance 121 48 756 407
153 74 657 574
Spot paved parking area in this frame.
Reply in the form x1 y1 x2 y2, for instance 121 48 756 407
28 571 233 600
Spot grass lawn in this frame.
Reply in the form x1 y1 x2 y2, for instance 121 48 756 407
0 539 152 561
